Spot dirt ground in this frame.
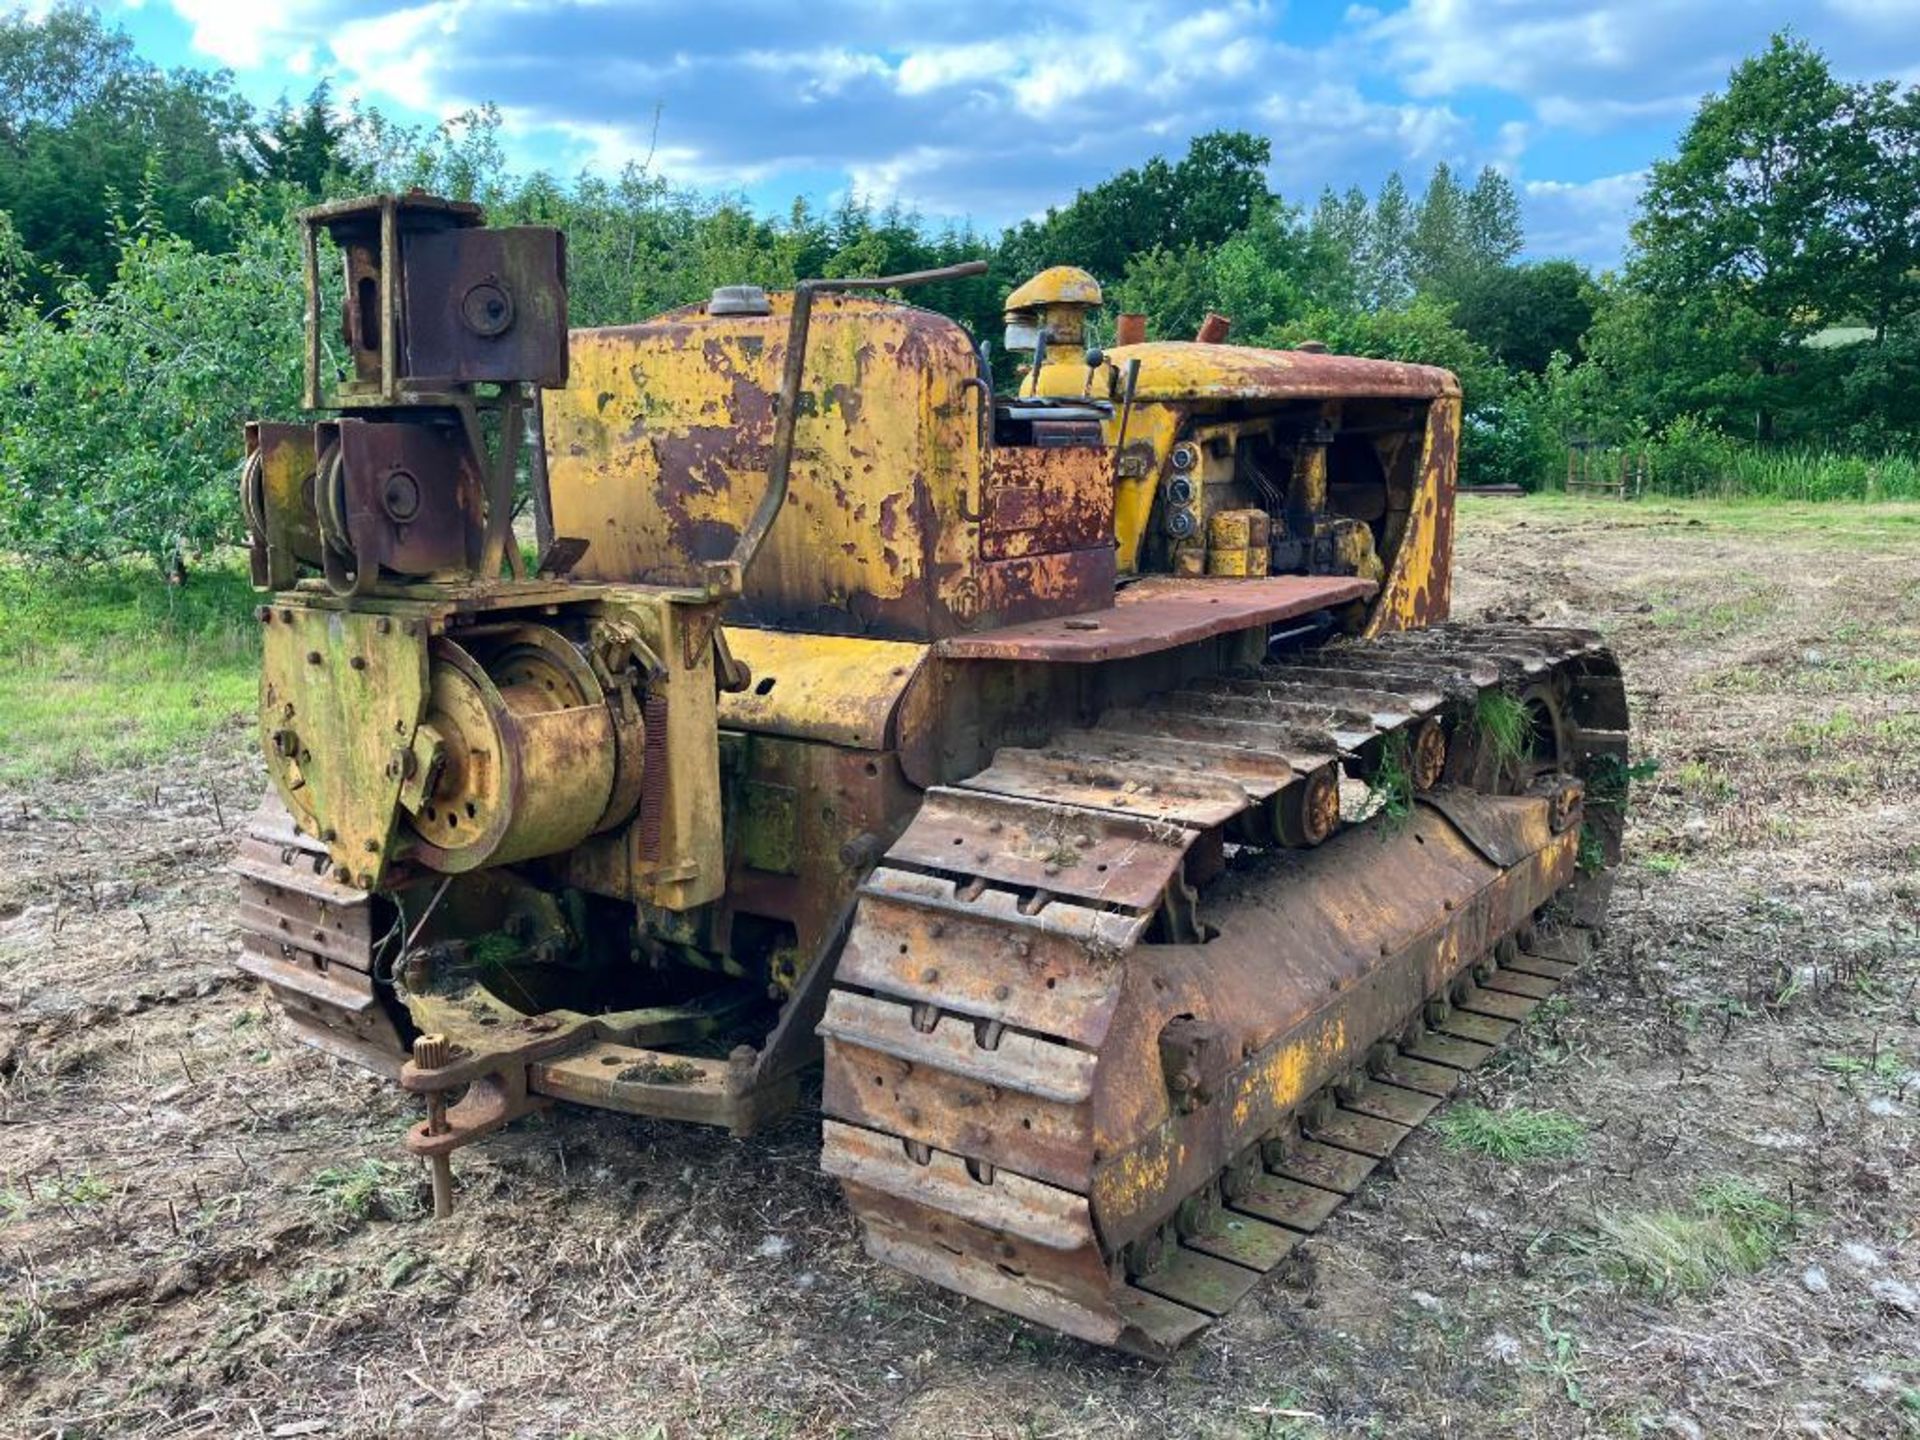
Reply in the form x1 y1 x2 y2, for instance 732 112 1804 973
2 497 1916 1439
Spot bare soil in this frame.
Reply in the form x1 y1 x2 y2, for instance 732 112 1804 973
2 498 1916 1439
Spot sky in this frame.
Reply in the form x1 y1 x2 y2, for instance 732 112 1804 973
104 0 1920 269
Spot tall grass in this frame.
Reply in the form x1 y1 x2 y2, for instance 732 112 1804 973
1687 448 1920 502
1550 423 1920 501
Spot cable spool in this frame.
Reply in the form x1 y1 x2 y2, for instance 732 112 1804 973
404 627 640 873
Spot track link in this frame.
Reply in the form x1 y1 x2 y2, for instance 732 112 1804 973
233 800 406 1076
820 623 1628 1355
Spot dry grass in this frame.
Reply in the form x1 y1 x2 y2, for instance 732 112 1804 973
2 495 1917 1437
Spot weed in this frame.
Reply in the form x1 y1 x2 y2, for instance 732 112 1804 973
1821 1044 1904 1092
1672 760 1735 802
76 1320 132 1373
1361 733 1415 827
1432 1104 1586 1162
1641 852 1683 875
1577 825 1608 872
0 1171 112 1222
0 1298 42 1361
1472 690 1530 774
1597 1178 1797 1297
1534 1308 1587 1409
306 1158 421 1226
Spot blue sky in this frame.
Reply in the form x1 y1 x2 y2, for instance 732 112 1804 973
108 0 1920 268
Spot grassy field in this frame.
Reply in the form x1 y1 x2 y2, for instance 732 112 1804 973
0 563 257 784
0 496 1916 1438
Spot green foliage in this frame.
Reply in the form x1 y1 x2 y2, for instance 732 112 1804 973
1432 1104 1586 1162
1597 1179 1797 1296
1473 691 1531 773
0 4 251 295
1111 201 1324 343
1635 418 1920 499
1450 260 1594 374
0 558 257 783
1361 733 1416 827
306 1158 422 1227
1000 130 1273 287
1608 32 1920 446
242 81 364 200
0 190 305 569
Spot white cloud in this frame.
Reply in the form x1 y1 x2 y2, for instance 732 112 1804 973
1523 170 1648 266
142 0 1920 270
164 0 304 67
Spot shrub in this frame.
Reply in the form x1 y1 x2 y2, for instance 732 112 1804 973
0 189 305 572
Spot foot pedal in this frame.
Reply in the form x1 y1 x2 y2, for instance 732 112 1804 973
1231 1172 1342 1232
1131 1246 1265 1316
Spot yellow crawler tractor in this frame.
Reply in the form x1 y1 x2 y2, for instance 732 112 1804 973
237 195 1630 1355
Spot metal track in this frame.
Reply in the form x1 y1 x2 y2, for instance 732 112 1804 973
233 799 408 1077
819 623 1628 1356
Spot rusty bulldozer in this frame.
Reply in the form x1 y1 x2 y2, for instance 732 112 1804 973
236 194 1631 1355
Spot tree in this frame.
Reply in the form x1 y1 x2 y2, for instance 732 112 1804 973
1306 185 1370 308
0 4 249 293
1630 32 1853 440
1111 201 1316 343
1450 260 1594 373
1365 171 1416 308
1463 167 1523 269
1410 162 1467 292
0 190 306 569
1837 79 1920 341
998 130 1273 285
244 82 359 199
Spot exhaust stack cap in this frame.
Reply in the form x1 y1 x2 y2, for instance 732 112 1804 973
709 284 772 316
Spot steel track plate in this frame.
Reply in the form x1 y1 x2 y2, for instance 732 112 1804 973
1457 983 1539 1022
1307 1106 1413 1158
1183 1212 1301 1271
1231 1172 1343 1232
1130 1246 1266 1316
1340 1081 1442 1128
1509 952 1580 981
1481 968 1559 1000
1273 1138 1378 1194
1436 1009 1514 1046
1376 1051 1463 1096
